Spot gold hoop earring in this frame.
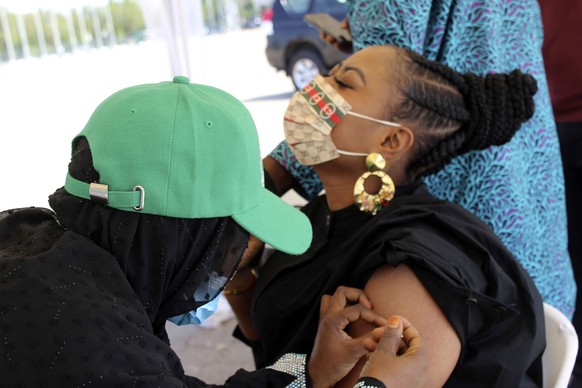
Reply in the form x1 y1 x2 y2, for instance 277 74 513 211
353 153 395 215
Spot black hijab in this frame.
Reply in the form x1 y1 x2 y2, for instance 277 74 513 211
48 137 249 340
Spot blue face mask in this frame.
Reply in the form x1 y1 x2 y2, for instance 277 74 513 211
168 296 220 326
167 268 230 326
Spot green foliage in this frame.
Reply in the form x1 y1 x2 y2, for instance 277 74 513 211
0 0 145 62
203 0 261 32
110 0 145 42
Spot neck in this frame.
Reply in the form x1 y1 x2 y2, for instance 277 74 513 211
313 163 357 211
322 180 358 212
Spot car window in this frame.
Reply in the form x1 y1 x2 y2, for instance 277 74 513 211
311 0 347 14
281 0 311 14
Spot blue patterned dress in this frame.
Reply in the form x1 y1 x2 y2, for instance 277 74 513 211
270 0 576 317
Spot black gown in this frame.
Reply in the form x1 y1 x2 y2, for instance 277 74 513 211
247 181 545 387
0 208 296 387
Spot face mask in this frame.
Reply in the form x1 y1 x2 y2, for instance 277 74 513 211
167 296 219 326
283 75 402 166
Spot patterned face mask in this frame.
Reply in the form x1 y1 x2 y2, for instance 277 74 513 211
283 75 402 166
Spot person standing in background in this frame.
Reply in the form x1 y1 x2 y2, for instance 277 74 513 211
538 0 582 385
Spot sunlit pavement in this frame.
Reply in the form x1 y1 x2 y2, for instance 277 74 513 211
167 297 257 383
0 27 305 383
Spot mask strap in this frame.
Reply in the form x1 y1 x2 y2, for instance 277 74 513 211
347 111 402 128
337 149 368 157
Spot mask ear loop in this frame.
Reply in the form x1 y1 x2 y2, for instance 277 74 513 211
337 149 368 157
338 112 403 158
347 111 402 128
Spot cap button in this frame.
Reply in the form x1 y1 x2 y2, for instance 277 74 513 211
173 75 190 84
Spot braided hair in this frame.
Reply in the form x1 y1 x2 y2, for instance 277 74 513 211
391 49 538 180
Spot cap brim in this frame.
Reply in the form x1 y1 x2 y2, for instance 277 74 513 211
232 189 312 255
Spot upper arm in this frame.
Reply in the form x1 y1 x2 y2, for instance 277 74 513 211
336 264 461 388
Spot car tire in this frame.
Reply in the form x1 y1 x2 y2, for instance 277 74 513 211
288 49 325 90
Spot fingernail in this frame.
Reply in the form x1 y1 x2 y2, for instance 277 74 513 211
388 315 400 328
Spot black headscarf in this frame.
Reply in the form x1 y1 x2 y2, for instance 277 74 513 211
48 137 249 341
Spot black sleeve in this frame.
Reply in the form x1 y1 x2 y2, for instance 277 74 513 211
232 325 266 369
184 353 310 388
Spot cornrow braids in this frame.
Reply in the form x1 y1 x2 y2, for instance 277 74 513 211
395 49 538 180
392 50 470 179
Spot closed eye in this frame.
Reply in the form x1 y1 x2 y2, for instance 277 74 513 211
334 77 351 89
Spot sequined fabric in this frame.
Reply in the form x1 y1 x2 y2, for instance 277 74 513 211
269 0 575 317
266 353 307 387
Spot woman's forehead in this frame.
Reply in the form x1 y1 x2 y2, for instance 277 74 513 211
352 45 397 63
347 46 399 79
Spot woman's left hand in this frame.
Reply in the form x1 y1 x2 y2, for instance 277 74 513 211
308 286 387 388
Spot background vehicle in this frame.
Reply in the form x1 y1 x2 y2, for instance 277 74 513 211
265 0 349 89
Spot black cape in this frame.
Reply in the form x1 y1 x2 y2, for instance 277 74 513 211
248 181 545 387
0 208 295 387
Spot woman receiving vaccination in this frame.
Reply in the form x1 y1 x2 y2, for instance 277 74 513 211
228 45 545 387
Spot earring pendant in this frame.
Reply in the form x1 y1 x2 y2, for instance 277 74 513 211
353 153 395 215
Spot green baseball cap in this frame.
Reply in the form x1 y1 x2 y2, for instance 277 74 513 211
65 76 312 255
